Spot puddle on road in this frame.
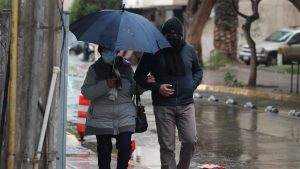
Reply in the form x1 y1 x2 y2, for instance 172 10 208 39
192 95 300 169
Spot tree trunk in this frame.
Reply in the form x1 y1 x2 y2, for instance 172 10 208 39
21 0 46 167
289 0 300 12
15 0 61 168
232 0 261 86
214 0 238 60
186 0 216 65
242 23 257 86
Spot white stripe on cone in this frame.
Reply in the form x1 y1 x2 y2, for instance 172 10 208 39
77 117 86 124
78 105 89 112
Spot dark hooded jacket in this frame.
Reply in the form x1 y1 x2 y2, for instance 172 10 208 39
134 43 202 106
134 17 202 106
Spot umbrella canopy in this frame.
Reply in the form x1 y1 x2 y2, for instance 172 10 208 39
70 9 171 54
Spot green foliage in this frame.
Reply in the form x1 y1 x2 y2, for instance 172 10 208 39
0 0 8 11
269 65 293 74
206 51 229 67
224 72 243 87
67 121 80 139
70 0 122 23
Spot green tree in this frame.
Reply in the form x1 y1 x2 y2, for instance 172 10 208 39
0 0 8 11
70 0 122 23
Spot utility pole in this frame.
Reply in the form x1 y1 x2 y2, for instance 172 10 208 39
22 0 45 167
45 0 63 168
0 0 64 167
16 0 62 168
15 0 35 167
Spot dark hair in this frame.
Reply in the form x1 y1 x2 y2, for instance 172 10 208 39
97 46 103 55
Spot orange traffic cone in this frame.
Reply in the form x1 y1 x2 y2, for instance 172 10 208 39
76 94 90 141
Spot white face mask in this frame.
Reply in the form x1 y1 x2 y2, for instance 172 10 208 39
101 50 117 64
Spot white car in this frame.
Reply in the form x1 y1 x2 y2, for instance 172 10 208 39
239 26 300 66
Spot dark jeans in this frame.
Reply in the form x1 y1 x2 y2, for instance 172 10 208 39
96 132 132 169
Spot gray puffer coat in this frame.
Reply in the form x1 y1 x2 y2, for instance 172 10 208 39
81 58 136 136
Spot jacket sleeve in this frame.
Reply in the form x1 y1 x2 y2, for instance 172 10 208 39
191 49 203 89
134 53 161 93
81 66 110 100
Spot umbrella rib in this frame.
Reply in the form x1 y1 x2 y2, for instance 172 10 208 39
97 13 121 48
130 14 157 53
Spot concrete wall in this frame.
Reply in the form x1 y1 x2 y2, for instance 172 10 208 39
202 0 300 62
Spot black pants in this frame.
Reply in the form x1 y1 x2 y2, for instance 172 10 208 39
96 132 132 169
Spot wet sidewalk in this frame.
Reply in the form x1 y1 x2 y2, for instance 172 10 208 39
66 133 152 169
66 91 167 169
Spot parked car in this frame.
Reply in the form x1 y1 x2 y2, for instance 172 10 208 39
278 33 300 64
239 26 300 66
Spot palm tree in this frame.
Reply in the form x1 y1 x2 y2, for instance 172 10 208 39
214 0 238 60
185 0 216 65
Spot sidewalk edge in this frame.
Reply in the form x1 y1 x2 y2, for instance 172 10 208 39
197 84 300 103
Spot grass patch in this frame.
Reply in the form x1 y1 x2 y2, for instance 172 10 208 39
268 65 297 74
81 142 97 152
67 121 80 139
206 54 228 67
224 72 244 87
205 51 234 67
256 84 279 88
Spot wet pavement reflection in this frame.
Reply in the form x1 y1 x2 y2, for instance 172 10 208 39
67 55 300 168
192 92 300 169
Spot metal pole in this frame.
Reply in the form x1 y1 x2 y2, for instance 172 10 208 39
56 11 69 169
297 62 299 94
291 63 294 93
7 0 19 167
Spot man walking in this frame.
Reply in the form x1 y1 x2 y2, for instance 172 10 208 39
134 17 203 169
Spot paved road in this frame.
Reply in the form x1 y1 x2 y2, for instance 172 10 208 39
66 55 300 169
66 91 300 169
192 92 300 169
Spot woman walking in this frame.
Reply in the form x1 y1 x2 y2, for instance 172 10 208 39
81 46 136 169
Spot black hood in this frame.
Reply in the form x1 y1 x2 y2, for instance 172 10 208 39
161 17 183 36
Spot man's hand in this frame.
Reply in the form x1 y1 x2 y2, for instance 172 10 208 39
159 84 174 97
106 79 117 88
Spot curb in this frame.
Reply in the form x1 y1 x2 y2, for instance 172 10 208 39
197 84 300 103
